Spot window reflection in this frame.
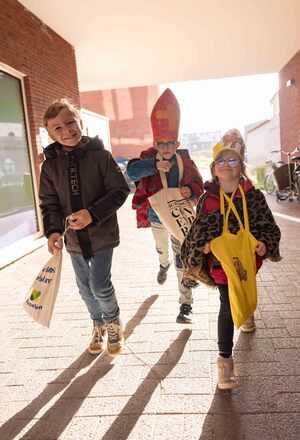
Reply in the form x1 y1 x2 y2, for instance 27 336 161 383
0 70 38 249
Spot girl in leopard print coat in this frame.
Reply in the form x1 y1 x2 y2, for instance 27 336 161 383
181 129 281 390
181 179 281 287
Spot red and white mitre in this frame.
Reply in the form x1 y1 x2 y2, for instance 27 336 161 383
150 88 180 142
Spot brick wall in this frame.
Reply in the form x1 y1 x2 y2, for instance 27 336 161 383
279 50 300 160
0 0 80 178
80 85 159 158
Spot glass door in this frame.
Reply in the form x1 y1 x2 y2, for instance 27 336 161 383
0 69 39 249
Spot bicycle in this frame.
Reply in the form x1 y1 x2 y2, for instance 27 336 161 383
263 150 283 195
273 147 300 202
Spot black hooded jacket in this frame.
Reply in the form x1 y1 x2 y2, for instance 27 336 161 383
39 136 130 257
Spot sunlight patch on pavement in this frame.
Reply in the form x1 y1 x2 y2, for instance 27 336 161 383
273 212 300 223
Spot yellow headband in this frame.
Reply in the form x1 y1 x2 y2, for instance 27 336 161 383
213 143 243 161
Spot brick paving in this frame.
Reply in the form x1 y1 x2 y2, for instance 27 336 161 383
0 194 299 440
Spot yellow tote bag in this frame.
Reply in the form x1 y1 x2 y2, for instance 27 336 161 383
210 185 258 328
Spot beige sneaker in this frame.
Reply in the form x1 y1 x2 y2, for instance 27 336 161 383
240 315 256 333
88 324 106 354
105 316 124 357
217 356 239 390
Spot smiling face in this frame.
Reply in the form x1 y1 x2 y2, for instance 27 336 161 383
213 149 242 188
46 108 83 147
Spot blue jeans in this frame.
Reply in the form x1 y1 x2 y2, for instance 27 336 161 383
70 249 119 324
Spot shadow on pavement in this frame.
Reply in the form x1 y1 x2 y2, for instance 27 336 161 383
198 387 242 440
2 294 159 440
197 331 244 440
101 329 192 440
197 327 298 439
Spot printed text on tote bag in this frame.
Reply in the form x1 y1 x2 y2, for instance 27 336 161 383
168 198 194 236
26 264 58 311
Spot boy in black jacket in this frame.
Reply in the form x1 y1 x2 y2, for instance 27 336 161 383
39 98 129 356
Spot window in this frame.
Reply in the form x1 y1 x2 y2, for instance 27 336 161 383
0 69 39 249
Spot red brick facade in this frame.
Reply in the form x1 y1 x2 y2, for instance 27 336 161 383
0 0 80 178
80 85 159 158
279 50 300 160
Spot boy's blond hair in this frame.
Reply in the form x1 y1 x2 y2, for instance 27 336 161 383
43 98 81 128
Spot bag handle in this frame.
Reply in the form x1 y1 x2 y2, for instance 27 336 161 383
221 184 250 232
222 187 243 229
54 224 70 247
220 189 243 232
156 153 184 189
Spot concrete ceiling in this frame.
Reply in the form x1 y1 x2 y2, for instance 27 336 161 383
20 0 300 91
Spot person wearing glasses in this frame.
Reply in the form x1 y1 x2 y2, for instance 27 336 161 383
127 89 203 324
181 129 281 389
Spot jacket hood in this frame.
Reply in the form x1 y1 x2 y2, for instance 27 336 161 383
204 178 253 198
43 136 105 160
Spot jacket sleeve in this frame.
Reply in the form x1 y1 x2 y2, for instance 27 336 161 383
39 162 64 238
248 189 282 261
88 151 130 223
181 157 204 203
127 157 157 181
189 162 204 201
181 194 216 287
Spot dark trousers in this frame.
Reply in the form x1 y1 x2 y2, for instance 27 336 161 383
217 284 234 356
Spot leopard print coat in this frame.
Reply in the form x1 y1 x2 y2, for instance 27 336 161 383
181 181 282 288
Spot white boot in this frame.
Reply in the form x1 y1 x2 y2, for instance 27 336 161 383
217 356 238 390
240 315 256 333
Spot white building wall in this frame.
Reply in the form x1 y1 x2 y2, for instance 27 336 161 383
268 114 281 162
246 122 270 168
81 108 111 151
246 118 281 167
245 91 281 168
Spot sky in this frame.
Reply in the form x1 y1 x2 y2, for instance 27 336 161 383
160 73 279 136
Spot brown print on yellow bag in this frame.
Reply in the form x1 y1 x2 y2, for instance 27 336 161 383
233 257 247 281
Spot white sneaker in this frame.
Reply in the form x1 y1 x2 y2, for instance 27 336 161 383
217 356 239 390
240 315 256 333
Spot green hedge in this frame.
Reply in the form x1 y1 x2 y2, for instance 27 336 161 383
253 166 266 189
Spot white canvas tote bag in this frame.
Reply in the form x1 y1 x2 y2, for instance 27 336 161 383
148 153 195 243
23 249 62 328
